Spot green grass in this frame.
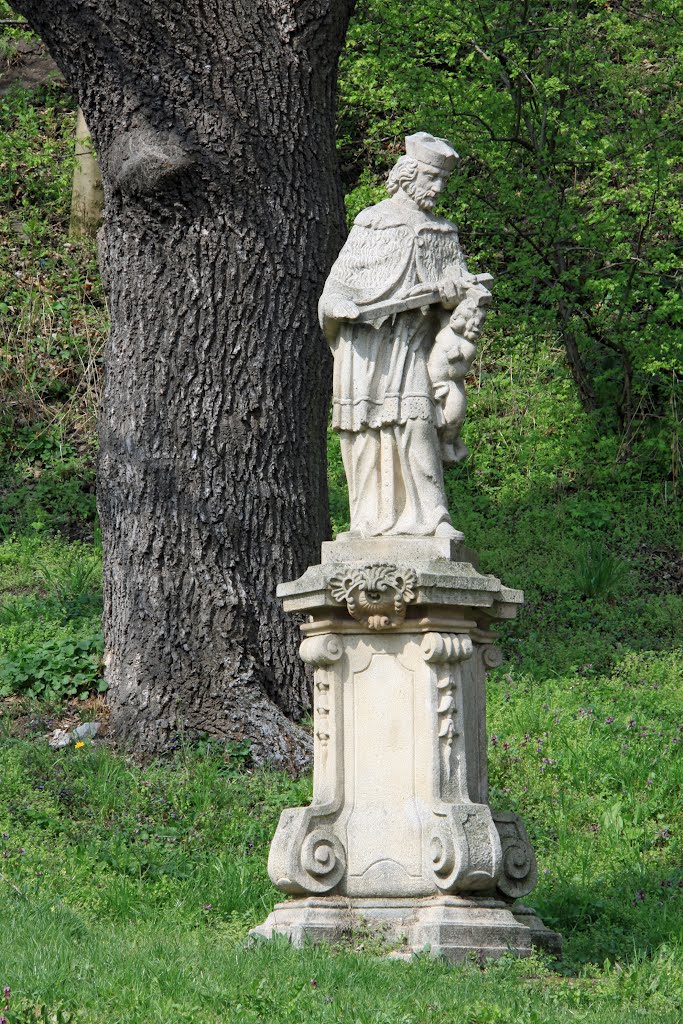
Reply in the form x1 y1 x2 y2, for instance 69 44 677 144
0 733 681 1023
1 22 682 1024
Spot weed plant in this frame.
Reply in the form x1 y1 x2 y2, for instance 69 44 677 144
574 541 630 601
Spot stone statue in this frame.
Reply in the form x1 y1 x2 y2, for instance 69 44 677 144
252 133 561 964
319 132 491 540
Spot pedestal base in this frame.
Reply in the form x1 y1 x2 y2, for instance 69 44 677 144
251 896 562 963
263 542 563 960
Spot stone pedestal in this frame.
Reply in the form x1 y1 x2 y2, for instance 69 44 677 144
252 538 561 961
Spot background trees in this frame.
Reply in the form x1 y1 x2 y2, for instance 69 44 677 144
339 0 682 464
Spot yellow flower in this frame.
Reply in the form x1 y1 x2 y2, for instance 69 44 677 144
74 741 85 749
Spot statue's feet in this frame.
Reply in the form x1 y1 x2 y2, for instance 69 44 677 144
435 521 465 542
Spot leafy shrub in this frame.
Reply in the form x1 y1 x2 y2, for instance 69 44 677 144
0 630 104 700
339 0 683 473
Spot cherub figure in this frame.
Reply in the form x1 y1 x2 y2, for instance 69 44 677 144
428 286 491 466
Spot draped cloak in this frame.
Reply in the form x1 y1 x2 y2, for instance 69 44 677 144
321 197 467 537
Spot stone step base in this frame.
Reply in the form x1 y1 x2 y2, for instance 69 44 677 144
250 895 561 963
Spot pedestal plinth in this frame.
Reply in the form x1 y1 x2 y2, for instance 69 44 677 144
252 538 561 961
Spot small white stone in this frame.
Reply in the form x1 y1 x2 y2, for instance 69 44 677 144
48 729 71 749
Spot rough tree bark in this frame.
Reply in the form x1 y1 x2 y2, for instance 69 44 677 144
14 0 356 769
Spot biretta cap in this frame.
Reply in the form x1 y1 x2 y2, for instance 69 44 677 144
405 131 458 172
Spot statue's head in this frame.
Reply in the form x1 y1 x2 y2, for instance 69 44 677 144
387 132 458 211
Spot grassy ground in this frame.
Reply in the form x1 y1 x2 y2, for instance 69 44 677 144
1 35 682 1024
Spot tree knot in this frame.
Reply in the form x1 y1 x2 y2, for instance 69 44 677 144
104 128 194 197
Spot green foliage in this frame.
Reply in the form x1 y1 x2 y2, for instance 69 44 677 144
326 425 350 536
0 536 103 701
340 0 683 469
0 452 97 538
486 647 683 965
0 77 104 541
0 83 73 219
1 983 75 1024
32 545 101 618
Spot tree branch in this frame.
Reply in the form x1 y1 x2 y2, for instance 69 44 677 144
448 108 536 154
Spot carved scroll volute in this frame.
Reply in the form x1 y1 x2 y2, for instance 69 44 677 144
300 828 346 892
268 807 347 896
421 632 473 665
493 811 538 899
300 634 344 668
429 807 502 894
481 644 503 670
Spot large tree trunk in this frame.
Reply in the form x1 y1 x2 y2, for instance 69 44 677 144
14 0 355 769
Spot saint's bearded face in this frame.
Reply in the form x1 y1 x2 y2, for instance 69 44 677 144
404 164 450 211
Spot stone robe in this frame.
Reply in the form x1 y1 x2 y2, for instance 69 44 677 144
322 197 466 536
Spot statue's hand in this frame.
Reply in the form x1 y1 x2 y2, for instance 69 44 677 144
319 296 360 342
328 298 360 322
437 273 466 310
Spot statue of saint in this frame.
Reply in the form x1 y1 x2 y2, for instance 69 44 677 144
319 132 491 539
